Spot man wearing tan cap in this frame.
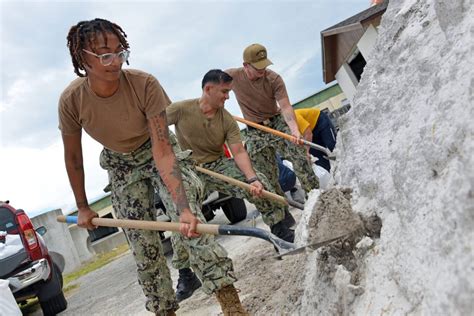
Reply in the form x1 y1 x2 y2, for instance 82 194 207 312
226 44 319 207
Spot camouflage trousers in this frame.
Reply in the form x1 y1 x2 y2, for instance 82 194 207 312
245 114 319 195
171 155 286 270
99 139 236 315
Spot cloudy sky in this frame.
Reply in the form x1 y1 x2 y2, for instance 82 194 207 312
0 0 369 217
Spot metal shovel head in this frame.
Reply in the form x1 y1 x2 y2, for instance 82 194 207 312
274 232 352 259
217 225 296 254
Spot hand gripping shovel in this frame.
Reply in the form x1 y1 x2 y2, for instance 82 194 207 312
233 116 336 160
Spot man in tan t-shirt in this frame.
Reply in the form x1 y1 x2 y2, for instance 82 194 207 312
167 69 295 243
225 43 319 203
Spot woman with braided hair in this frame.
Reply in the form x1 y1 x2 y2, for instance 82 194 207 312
58 18 247 316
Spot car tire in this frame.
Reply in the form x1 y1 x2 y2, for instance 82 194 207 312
39 263 67 316
221 197 247 224
40 292 67 316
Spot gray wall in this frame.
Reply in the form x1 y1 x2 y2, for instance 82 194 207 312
69 225 95 262
31 209 82 274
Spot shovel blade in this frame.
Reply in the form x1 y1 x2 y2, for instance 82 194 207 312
274 233 351 259
217 225 296 253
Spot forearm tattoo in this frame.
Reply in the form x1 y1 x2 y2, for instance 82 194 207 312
149 110 190 214
167 159 189 214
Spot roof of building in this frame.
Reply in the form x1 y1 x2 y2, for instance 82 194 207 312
322 1 389 35
321 0 389 83
292 83 342 109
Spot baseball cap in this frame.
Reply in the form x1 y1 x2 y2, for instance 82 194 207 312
243 43 273 70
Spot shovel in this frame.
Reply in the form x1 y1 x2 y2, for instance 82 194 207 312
57 215 295 254
57 216 350 258
195 166 304 210
233 116 336 160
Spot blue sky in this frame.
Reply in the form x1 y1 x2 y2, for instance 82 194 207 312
0 0 369 216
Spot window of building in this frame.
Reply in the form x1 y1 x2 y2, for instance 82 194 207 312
348 51 367 82
88 213 118 242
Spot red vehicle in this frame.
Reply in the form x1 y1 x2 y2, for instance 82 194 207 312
0 201 67 315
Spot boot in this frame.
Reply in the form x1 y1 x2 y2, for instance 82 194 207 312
215 284 249 316
271 220 295 243
156 309 176 316
281 209 296 228
176 268 202 302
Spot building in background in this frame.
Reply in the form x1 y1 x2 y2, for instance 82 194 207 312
31 194 127 273
321 0 388 103
292 83 350 130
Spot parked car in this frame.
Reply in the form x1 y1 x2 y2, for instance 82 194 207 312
0 201 67 315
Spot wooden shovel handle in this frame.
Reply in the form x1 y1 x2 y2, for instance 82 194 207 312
57 215 219 235
233 115 335 159
195 166 288 206
233 116 297 143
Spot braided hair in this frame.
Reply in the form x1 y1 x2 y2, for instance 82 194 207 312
66 18 130 77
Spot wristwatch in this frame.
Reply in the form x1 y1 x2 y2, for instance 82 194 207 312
246 176 259 184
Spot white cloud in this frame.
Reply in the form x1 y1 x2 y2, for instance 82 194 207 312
0 134 108 217
1 67 75 147
0 78 28 113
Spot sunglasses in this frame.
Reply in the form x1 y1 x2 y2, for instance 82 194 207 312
82 49 130 66
248 63 266 73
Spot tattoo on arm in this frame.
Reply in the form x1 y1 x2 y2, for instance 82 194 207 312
149 110 170 146
169 160 189 213
148 110 190 214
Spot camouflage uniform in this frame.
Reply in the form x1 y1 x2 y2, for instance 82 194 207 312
170 155 287 269
99 138 236 315
245 114 319 196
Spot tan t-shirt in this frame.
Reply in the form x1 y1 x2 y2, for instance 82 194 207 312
166 98 242 164
225 67 288 123
58 69 171 153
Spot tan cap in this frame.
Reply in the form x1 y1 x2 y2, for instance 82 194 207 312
243 43 273 70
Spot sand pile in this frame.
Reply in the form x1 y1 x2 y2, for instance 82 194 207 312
313 0 474 314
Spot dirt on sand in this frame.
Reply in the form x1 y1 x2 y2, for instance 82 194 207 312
177 212 308 316
308 188 382 275
179 188 382 315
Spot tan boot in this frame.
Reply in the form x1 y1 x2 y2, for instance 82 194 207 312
215 284 249 316
157 309 175 316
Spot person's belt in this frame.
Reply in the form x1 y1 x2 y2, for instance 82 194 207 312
109 139 151 156
247 115 277 129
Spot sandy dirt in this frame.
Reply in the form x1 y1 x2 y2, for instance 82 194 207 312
177 188 376 315
176 208 308 316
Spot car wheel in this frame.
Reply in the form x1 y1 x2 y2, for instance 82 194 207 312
39 263 67 315
221 197 247 224
40 291 67 316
